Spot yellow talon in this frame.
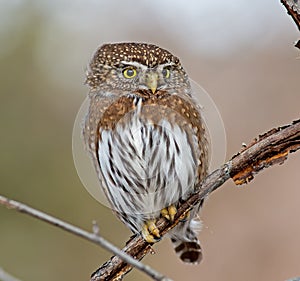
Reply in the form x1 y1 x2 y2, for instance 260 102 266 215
168 205 177 222
147 220 160 238
161 208 170 220
161 205 177 222
141 220 160 243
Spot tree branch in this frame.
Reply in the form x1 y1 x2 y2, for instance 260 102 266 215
0 196 172 281
281 0 300 49
90 119 300 281
1 119 299 281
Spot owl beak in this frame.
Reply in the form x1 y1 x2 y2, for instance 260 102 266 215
146 72 158 94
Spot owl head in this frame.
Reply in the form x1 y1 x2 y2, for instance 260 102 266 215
85 42 191 97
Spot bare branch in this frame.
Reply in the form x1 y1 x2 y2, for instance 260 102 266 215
281 0 300 49
91 119 300 281
0 196 172 281
1 119 299 281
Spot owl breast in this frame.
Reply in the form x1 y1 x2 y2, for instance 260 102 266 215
97 97 201 233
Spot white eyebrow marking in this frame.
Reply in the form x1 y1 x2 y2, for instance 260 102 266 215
156 62 176 70
121 61 148 70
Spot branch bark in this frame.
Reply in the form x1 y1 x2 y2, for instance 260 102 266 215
91 119 300 281
0 196 171 281
281 0 300 49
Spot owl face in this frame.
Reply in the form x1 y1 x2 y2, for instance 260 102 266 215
86 42 191 97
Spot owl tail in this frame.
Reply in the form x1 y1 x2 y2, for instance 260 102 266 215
171 237 202 264
170 217 203 264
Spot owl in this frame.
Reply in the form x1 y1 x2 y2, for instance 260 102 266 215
83 42 209 264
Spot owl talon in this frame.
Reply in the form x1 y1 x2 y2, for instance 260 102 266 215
161 205 177 222
142 220 161 243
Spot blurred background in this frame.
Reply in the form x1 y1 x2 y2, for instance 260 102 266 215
0 1 299 281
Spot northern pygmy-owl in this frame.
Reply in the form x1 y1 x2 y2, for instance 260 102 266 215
83 42 209 264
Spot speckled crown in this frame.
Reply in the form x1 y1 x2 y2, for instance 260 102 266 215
90 42 180 68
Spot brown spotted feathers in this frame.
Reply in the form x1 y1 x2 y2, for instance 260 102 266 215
83 42 209 265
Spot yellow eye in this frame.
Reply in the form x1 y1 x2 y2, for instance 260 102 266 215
123 67 137 79
162 67 170 79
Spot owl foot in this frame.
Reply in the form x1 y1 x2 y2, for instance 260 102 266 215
142 219 161 243
161 205 177 222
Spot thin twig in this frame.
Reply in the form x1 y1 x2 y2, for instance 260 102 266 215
90 119 300 281
0 196 172 281
0 268 22 281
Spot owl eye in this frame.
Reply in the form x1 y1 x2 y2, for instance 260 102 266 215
162 67 170 79
123 67 137 79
